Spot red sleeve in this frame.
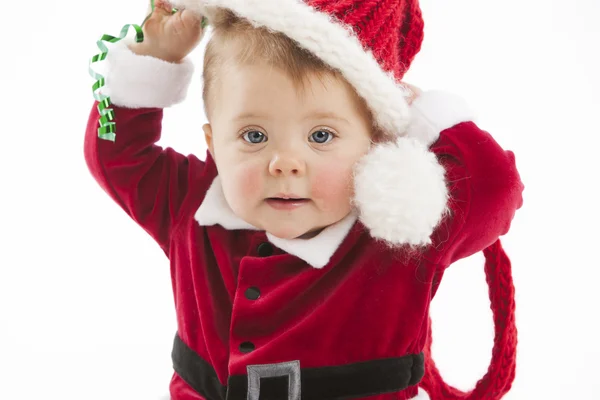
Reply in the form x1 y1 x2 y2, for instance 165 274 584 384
406 90 524 267
428 121 524 266
83 40 207 253
84 103 208 253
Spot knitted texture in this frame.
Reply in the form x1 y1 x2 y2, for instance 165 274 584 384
172 0 424 137
307 0 424 80
420 239 518 399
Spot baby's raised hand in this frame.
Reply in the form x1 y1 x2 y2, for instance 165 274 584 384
128 0 205 63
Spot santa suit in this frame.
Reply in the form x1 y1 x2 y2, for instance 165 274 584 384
84 42 524 400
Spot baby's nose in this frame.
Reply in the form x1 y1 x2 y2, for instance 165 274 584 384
269 153 306 176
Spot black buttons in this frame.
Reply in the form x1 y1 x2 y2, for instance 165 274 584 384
245 287 261 300
239 341 255 353
257 242 273 257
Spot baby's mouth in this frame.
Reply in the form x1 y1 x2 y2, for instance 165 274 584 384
265 197 310 209
268 197 307 201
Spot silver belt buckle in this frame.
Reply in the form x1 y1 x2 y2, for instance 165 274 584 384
247 360 301 400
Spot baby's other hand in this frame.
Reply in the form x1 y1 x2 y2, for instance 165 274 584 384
128 0 205 63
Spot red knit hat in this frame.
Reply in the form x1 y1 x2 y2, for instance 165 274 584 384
170 2 518 399
173 0 424 138
303 0 425 82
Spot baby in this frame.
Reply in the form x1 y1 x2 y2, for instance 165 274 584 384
84 1 524 399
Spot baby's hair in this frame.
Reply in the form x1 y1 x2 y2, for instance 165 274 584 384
201 9 382 138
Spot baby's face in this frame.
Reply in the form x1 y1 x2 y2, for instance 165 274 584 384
204 61 374 240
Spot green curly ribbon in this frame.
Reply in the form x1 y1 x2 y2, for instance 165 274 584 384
88 1 207 142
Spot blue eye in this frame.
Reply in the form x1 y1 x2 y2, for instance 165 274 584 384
242 130 267 144
310 130 335 144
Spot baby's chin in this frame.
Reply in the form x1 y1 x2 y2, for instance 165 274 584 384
263 224 321 240
272 227 325 240
250 211 348 240
232 204 346 240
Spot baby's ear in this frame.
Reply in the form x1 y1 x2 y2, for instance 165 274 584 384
203 123 215 157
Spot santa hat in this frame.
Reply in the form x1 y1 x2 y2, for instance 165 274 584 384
174 0 421 136
161 1 517 398
172 0 447 247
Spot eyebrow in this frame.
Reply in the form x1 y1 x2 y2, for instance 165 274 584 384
308 112 350 124
233 111 350 124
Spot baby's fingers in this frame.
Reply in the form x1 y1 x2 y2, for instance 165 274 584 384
154 0 175 14
166 9 203 40
180 8 203 28
143 1 171 33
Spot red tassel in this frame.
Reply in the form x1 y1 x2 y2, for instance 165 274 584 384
420 239 518 399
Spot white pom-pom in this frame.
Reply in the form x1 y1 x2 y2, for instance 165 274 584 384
352 137 449 246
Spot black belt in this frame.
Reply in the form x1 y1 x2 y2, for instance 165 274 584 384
172 334 424 400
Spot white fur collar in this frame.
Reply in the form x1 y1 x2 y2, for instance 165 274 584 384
195 176 358 269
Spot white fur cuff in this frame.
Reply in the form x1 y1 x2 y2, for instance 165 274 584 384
100 39 195 109
353 137 449 247
407 90 478 146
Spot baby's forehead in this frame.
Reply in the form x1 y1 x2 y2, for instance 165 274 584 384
217 62 368 114
204 36 373 127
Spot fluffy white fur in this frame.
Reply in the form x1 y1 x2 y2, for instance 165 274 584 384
101 38 195 108
407 90 478 146
353 137 449 247
195 176 358 269
349 91 476 246
171 0 412 137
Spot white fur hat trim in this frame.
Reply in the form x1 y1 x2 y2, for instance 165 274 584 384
353 137 449 246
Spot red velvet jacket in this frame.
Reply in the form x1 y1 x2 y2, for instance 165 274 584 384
84 43 524 400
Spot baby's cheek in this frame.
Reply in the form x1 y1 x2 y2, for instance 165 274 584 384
311 167 353 209
236 166 263 199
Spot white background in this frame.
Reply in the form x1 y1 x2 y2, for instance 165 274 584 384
1 0 598 399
